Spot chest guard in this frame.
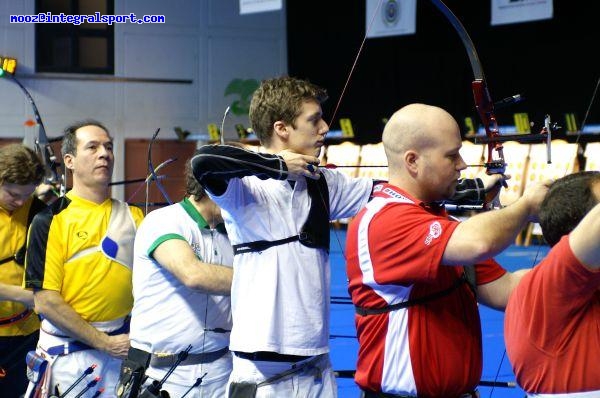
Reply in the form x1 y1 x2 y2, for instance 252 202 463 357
232 176 330 255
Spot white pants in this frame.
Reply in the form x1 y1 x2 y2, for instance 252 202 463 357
144 351 232 398
24 349 122 398
227 353 337 398
25 318 124 398
53 349 121 397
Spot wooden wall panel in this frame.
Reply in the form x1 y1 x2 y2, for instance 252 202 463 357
124 139 196 213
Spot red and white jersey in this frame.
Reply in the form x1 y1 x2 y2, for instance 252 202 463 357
346 183 505 397
505 235 600 395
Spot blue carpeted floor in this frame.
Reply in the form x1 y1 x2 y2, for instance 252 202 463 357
328 228 550 398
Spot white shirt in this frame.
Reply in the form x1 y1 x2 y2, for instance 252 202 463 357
211 169 372 356
130 198 233 356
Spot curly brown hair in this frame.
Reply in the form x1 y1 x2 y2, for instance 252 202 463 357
0 144 45 186
184 160 206 202
249 76 328 146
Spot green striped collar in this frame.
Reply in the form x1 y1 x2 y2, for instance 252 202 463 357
180 197 226 234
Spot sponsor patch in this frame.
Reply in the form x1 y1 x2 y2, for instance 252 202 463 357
424 221 442 245
382 187 411 201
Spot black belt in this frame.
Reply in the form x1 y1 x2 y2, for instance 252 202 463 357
234 351 310 363
363 391 415 398
0 309 33 326
150 346 229 367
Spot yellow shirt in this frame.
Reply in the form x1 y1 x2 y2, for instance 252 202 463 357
0 197 41 336
24 192 144 322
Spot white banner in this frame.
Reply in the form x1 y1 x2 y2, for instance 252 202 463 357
491 0 553 26
366 0 416 39
240 0 282 15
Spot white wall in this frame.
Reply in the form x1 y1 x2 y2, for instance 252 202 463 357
0 0 287 198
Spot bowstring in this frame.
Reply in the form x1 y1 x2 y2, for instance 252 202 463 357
576 76 600 147
324 0 385 257
328 0 385 127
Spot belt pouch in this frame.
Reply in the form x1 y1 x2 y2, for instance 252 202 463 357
26 350 49 384
228 382 258 398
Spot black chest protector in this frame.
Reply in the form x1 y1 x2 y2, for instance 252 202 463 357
231 177 330 255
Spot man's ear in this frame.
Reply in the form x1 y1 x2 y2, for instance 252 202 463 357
273 121 289 140
63 154 75 170
404 150 419 172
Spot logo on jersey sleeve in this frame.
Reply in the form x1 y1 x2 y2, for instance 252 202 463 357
191 241 204 260
424 221 442 245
